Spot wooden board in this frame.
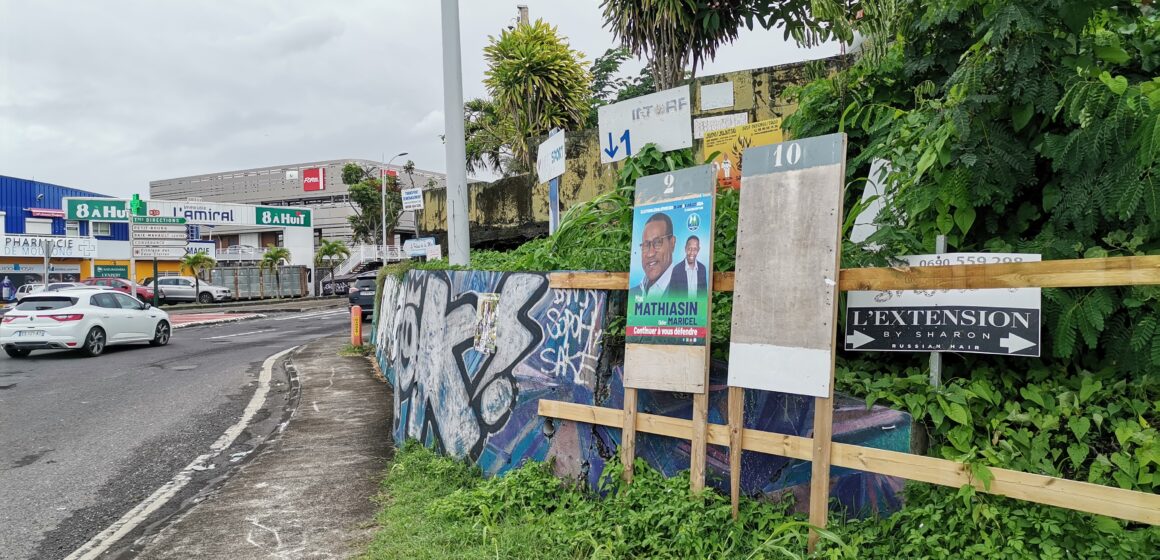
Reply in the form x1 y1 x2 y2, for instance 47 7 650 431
622 165 716 394
690 392 709 493
728 134 845 398
537 399 1160 525
728 386 745 519
808 396 834 551
623 343 708 393
621 387 638 483
546 255 1160 292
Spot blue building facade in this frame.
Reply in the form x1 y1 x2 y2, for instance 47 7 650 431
1 175 127 292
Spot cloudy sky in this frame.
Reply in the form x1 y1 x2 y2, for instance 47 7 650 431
0 1 839 198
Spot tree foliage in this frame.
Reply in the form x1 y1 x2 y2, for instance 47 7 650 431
342 162 402 244
600 0 855 90
787 0 1160 372
586 47 658 128
463 97 516 175
179 252 216 301
483 20 590 171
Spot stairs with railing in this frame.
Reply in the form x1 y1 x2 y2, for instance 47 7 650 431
328 244 405 280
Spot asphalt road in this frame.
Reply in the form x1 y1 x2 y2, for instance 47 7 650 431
0 305 357 560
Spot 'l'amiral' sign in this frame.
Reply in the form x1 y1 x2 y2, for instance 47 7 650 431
845 253 1042 357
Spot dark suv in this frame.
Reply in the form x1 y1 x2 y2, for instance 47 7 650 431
347 272 377 319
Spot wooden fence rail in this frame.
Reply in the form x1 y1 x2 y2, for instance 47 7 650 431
538 400 1160 525
539 254 1160 526
548 255 1160 292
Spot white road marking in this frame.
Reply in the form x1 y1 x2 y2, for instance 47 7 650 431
270 309 349 321
201 330 266 340
64 345 299 560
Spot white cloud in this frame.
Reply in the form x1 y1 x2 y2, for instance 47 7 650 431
410 110 444 136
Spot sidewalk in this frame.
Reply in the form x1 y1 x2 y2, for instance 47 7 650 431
132 335 392 559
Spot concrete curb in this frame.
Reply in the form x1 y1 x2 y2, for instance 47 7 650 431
172 314 268 330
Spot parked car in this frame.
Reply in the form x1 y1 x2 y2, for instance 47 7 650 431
44 282 87 292
14 283 45 301
146 276 232 304
1 289 171 358
82 277 155 302
347 272 378 319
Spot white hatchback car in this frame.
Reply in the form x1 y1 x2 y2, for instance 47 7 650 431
0 288 171 358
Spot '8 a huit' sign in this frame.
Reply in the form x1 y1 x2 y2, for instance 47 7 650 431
302 168 326 191
257 207 312 227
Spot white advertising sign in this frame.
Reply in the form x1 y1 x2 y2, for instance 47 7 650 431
536 131 566 182
0 263 82 274
846 253 1042 357
699 81 734 110
598 85 692 163
2 235 98 258
401 188 425 211
186 241 217 259
692 112 749 139
425 245 442 260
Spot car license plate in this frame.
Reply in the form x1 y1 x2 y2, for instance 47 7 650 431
16 330 45 337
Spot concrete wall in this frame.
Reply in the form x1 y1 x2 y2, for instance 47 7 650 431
417 56 846 244
374 268 909 515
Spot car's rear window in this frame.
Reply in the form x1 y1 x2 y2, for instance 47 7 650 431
355 279 376 290
15 297 77 311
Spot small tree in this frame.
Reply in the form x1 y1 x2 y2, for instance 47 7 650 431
179 253 217 302
260 245 292 298
314 240 351 295
483 19 590 170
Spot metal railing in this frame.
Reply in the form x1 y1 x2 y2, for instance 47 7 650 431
216 245 270 260
330 244 405 278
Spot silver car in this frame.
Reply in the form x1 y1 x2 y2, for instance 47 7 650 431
148 276 232 304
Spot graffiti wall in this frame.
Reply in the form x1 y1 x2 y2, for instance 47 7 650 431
375 269 911 515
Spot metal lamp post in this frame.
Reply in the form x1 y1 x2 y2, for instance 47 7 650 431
382 152 409 254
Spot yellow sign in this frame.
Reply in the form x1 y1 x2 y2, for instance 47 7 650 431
702 118 783 189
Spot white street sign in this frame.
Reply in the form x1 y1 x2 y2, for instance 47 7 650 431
845 253 1042 357
598 85 692 163
131 238 188 248
536 130 566 182
132 246 187 258
131 231 187 240
401 188 424 211
131 224 188 233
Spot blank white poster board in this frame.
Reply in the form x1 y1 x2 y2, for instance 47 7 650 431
727 134 847 397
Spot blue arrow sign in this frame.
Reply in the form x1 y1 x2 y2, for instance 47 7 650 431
603 132 619 159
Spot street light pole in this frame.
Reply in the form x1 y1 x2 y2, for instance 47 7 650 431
441 0 470 266
382 152 408 255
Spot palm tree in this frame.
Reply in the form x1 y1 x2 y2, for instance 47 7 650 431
599 0 853 91
260 245 292 298
179 253 217 303
314 240 351 296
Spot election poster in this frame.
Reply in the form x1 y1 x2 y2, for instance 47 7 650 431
626 196 714 345
701 118 783 189
624 164 716 393
474 293 500 354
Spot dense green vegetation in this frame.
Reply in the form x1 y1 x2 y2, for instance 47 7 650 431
384 1 1160 555
365 444 1160 559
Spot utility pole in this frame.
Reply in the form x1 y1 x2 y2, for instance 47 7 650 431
441 0 470 266
517 5 529 25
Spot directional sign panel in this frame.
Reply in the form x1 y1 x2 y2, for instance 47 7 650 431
131 231 188 240
845 253 1042 357
131 224 188 233
132 216 186 224
131 238 188 248
133 246 187 258
598 85 692 164
536 130 566 182
401 188 424 211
